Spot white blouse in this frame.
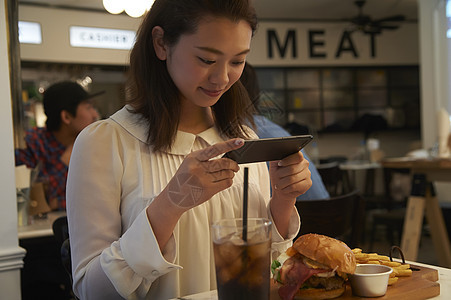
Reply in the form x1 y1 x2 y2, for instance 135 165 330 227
66 106 300 300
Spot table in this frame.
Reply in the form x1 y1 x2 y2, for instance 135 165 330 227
339 161 380 195
381 157 451 268
170 260 451 299
18 211 66 239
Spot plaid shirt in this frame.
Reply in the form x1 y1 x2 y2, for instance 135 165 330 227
15 127 68 210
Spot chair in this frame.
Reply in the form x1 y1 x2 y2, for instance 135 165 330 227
52 216 77 299
295 189 365 249
367 167 411 251
369 209 406 251
316 161 347 196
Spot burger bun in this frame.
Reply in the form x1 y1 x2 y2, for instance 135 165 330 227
294 285 346 300
292 234 356 274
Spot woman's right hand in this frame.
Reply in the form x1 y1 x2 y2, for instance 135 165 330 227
165 138 244 211
147 138 244 250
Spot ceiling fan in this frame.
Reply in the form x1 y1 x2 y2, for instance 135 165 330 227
345 0 406 34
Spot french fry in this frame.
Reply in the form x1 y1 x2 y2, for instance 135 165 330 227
351 248 413 286
394 269 413 277
380 261 401 267
354 253 368 261
375 255 390 261
396 264 411 270
388 277 399 285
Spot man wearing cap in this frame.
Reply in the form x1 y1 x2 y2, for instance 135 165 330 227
15 81 103 210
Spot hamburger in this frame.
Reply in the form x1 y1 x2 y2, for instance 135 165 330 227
271 234 356 300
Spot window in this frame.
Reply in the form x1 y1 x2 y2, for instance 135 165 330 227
255 66 420 133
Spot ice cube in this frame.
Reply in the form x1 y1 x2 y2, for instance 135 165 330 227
247 240 271 261
214 241 244 266
218 254 244 283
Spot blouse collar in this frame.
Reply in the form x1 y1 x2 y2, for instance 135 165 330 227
110 105 225 155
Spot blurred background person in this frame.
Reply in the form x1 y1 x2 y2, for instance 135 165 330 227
241 63 329 200
15 81 102 210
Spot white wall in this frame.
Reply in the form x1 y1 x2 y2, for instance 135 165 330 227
418 0 451 148
248 22 418 66
418 0 451 202
19 5 141 65
0 1 26 299
19 5 419 67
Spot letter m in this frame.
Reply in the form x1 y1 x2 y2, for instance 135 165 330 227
267 29 297 58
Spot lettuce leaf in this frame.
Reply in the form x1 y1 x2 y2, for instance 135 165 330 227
271 259 282 283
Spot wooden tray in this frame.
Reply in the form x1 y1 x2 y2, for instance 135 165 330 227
271 264 440 299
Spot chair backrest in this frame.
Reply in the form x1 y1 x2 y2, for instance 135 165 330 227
52 216 69 248
295 189 365 248
316 161 345 196
52 216 73 281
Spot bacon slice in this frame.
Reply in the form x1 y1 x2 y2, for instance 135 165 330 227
278 254 329 300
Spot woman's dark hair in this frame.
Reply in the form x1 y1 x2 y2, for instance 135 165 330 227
240 63 261 114
126 0 258 151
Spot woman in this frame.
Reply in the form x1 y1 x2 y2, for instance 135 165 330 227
66 0 312 299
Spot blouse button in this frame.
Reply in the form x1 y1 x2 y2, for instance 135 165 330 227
151 270 159 276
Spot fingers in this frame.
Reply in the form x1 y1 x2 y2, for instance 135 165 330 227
198 156 239 183
167 161 236 209
167 139 244 210
209 169 236 183
277 150 304 167
270 151 309 178
275 169 312 191
195 139 242 181
270 150 312 194
203 157 240 174
196 138 244 162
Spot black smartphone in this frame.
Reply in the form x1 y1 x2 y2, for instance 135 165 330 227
222 135 313 164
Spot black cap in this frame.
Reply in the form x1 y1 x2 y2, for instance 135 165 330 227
43 81 105 130
43 81 104 110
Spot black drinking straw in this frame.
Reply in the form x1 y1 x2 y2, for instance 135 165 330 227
242 167 249 242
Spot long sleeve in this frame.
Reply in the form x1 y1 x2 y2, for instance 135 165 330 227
253 156 300 259
15 131 40 168
67 121 180 299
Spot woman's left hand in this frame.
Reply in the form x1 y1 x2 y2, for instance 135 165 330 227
268 151 312 201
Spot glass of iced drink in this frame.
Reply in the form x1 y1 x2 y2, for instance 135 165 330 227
211 218 272 300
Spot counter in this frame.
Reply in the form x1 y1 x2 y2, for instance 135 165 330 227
18 211 66 239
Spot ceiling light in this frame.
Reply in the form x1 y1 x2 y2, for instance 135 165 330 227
125 0 148 18
103 0 124 15
104 0 154 18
